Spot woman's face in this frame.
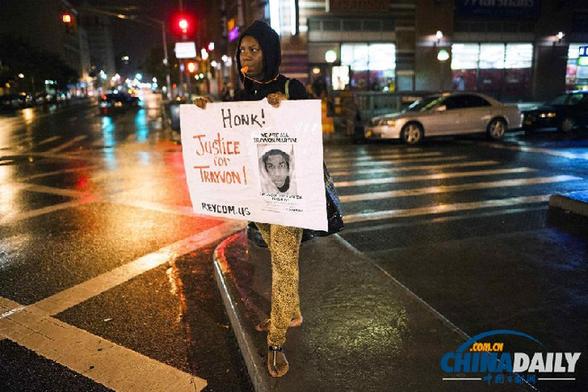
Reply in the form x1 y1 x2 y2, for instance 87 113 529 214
265 154 289 188
239 35 263 80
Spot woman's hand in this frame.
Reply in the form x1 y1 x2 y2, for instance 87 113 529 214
267 92 287 108
194 96 212 109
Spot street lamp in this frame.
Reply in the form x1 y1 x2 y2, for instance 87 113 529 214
435 30 443 46
437 49 450 91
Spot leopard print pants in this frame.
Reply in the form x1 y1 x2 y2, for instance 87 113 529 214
255 223 303 347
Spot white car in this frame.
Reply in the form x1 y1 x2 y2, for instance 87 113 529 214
364 92 523 144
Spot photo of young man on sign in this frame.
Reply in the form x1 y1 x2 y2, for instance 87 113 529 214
258 144 297 196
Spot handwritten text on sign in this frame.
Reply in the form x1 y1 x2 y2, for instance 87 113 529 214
180 99 327 231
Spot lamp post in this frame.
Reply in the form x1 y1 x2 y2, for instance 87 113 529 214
437 49 450 91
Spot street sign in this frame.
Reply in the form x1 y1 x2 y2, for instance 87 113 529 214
175 42 197 59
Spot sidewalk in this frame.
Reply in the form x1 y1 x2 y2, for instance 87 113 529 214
212 231 530 392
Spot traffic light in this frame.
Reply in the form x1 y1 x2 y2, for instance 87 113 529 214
62 12 75 33
178 18 188 34
171 13 195 37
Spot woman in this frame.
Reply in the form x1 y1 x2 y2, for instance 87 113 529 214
197 20 307 378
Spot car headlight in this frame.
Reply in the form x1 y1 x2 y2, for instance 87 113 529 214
539 112 556 118
378 118 396 127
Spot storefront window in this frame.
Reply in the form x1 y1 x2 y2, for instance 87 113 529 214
451 42 533 99
566 43 588 90
341 43 395 90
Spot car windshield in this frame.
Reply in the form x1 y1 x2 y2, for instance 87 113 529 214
548 93 585 106
405 96 444 112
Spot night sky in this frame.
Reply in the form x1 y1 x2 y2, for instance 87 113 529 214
72 0 196 78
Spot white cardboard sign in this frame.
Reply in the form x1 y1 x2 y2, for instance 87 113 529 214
180 99 327 231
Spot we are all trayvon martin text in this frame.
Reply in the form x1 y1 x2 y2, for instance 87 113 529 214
193 107 297 186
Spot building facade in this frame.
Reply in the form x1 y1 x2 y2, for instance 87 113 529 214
0 0 90 86
79 12 116 77
418 0 588 101
200 0 587 101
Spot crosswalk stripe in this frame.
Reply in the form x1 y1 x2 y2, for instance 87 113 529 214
0 297 208 392
465 141 588 160
340 175 581 203
344 194 551 223
327 155 468 169
331 160 500 177
0 198 96 225
344 206 546 235
325 147 425 158
37 135 61 146
20 165 99 181
336 167 536 188
47 135 88 153
326 151 442 163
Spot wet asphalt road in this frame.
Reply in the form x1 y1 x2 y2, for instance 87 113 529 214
0 95 252 391
1 95 587 391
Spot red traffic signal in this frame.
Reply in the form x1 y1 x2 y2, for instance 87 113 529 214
171 13 195 36
62 13 72 24
178 18 188 33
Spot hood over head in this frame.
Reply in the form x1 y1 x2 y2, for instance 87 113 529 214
235 20 281 85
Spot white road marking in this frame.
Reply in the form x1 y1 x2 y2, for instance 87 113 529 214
324 147 425 158
327 155 468 169
326 151 442 163
37 136 61 146
47 135 88 153
34 220 244 315
20 165 99 181
0 197 97 225
340 175 580 203
345 206 546 235
465 140 588 160
335 167 536 187
331 160 500 177
0 297 207 392
344 194 551 223
12 183 89 198
111 199 199 217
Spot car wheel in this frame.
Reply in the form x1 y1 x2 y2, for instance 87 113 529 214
559 117 575 133
486 118 506 140
401 122 424 145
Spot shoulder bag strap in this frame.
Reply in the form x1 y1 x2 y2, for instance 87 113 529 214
285 79 291 99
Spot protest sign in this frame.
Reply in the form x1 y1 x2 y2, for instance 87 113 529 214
180 99 327 231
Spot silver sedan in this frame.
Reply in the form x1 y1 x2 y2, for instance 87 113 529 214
365 92 523 144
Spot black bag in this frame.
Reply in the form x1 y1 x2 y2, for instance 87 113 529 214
248 163 344 245
301 163 344 241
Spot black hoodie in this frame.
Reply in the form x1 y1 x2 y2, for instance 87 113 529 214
234 20 307 101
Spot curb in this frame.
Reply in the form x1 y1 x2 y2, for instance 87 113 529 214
548 191 588 218
212 232 268 392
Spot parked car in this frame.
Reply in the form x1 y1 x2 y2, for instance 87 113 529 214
522 91 588 133
98 91 139 115
0 93 33 110
364 92 522 144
